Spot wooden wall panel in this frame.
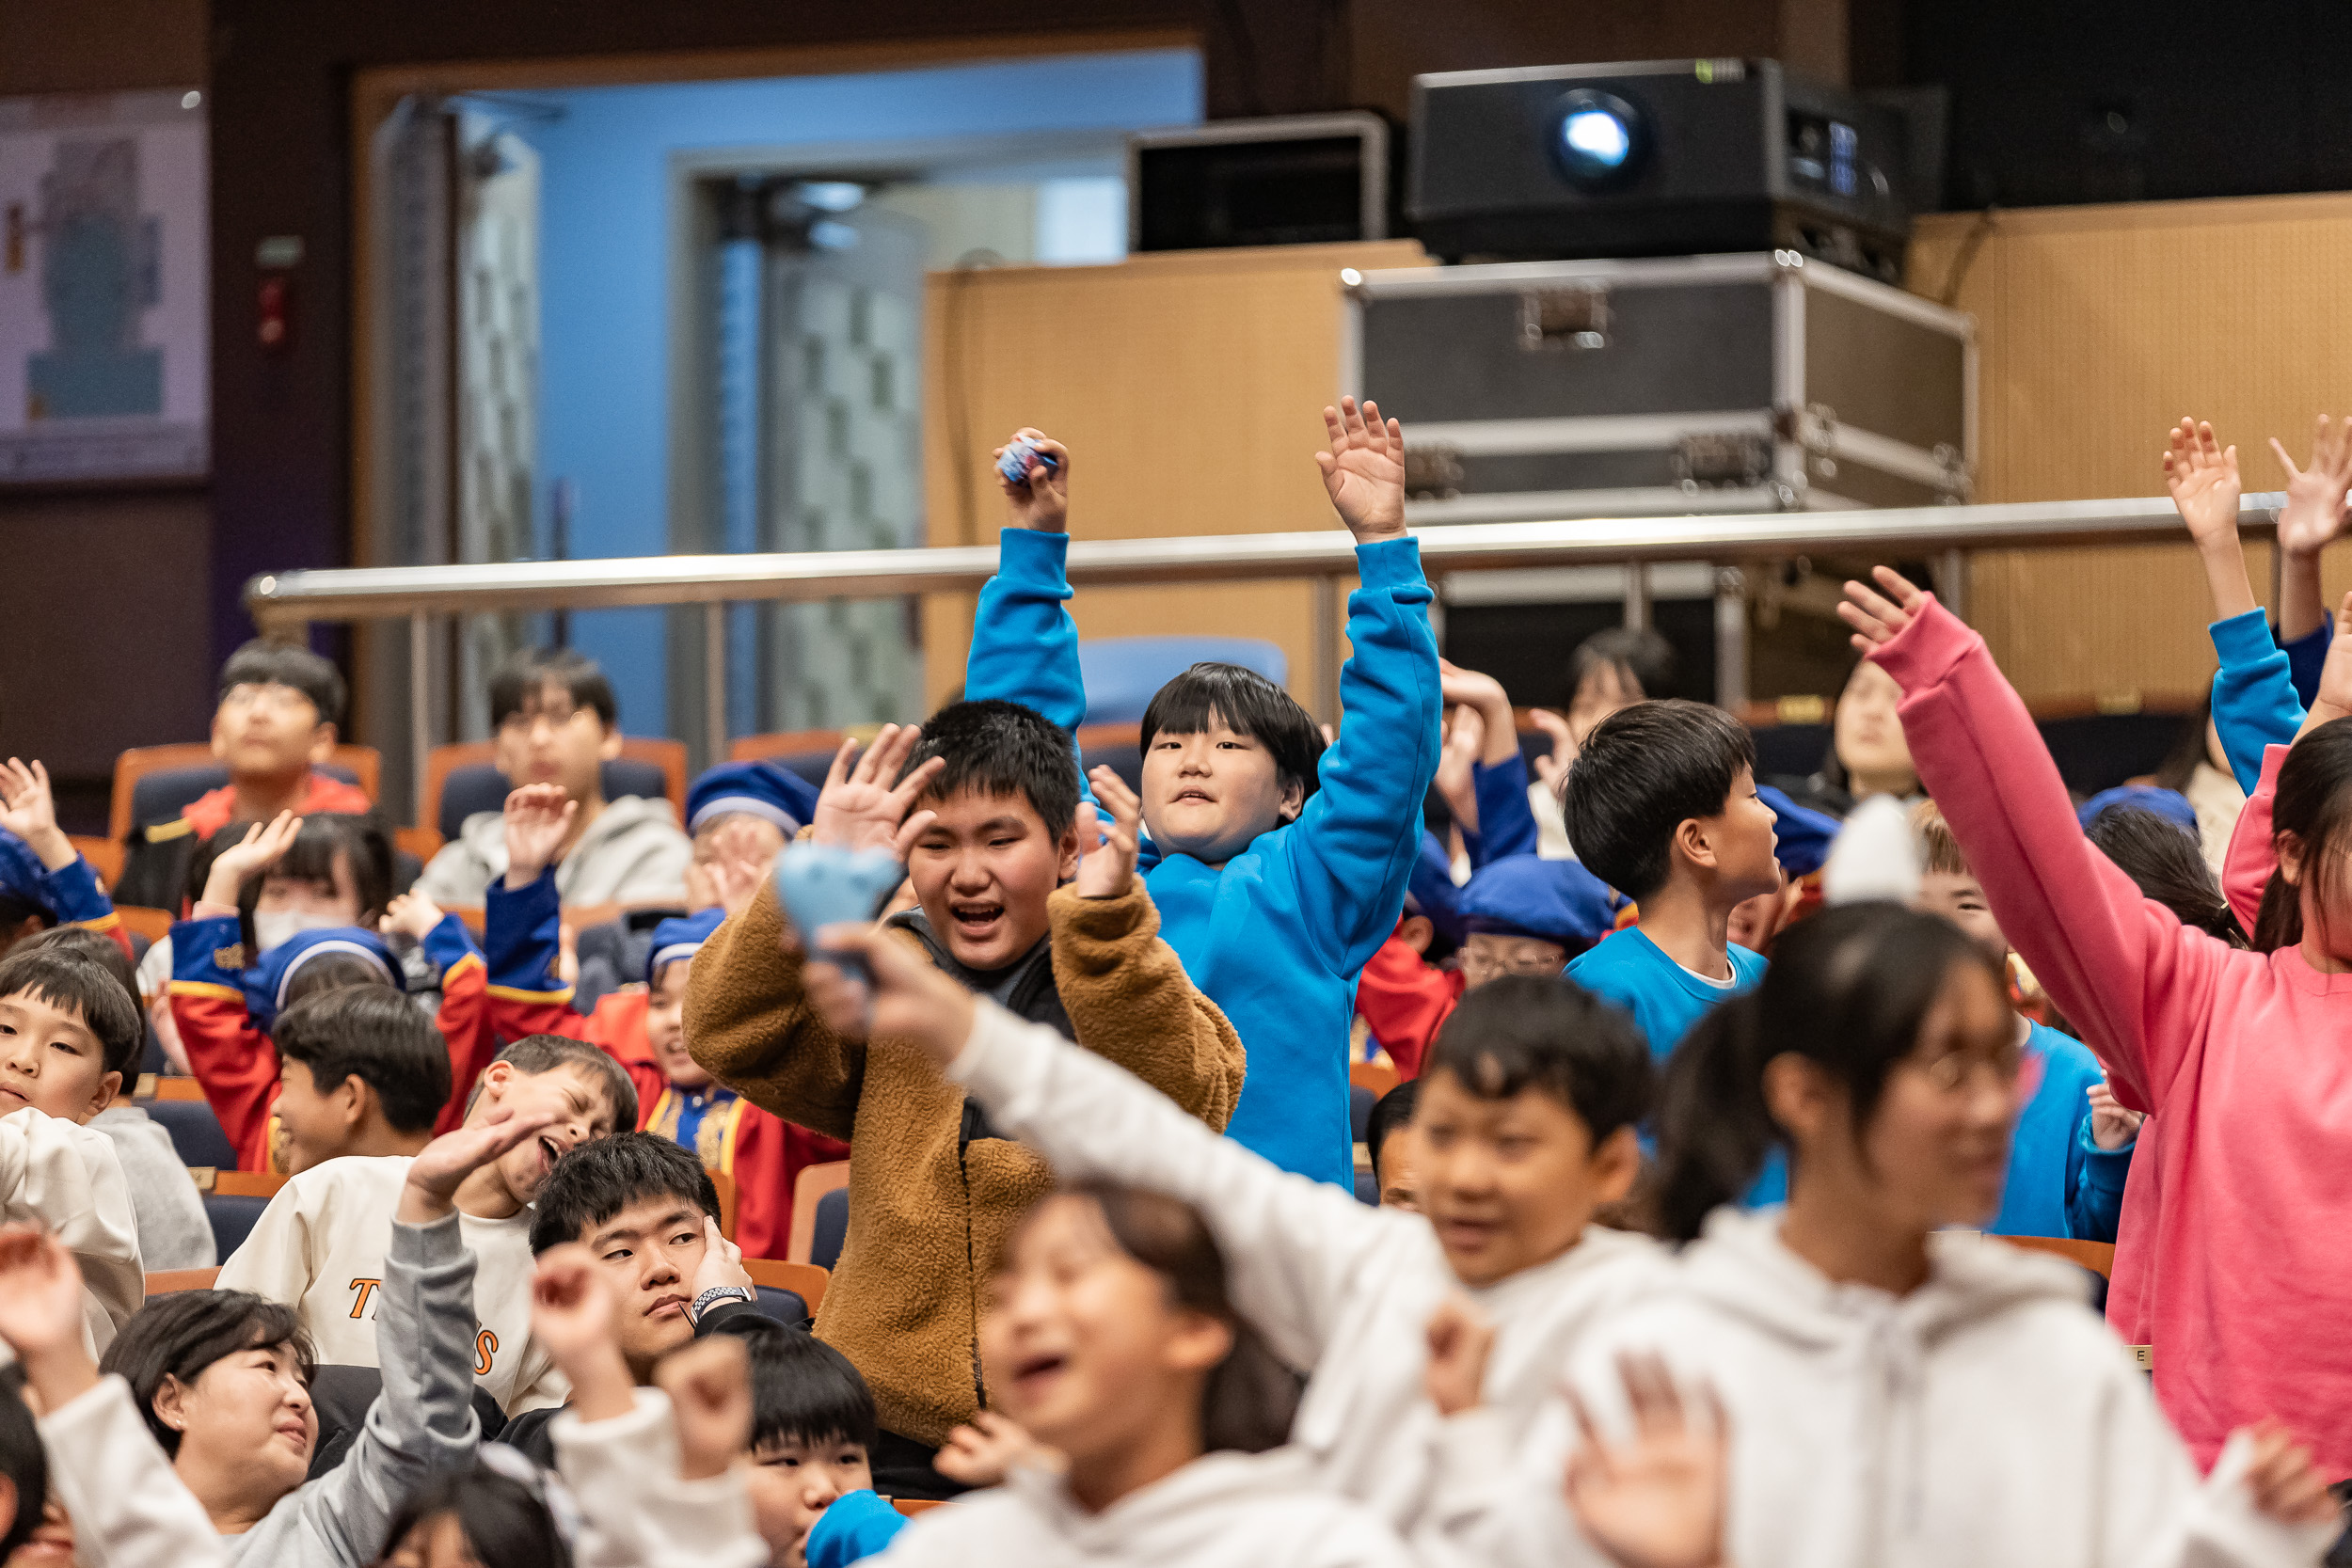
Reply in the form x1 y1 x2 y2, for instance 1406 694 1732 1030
1911 194 2352 705
917 240 1430 712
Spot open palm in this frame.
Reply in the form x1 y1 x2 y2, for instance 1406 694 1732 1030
2272 415 2352 558
1316 396 1407 543
2161 417 2241 548
1565 1355 1729 1568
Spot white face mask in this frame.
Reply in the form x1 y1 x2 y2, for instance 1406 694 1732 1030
253 909 345 955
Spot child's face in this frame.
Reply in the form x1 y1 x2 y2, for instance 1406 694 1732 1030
646 961 707 1088
1567 661 1642 748
494 679 620 805
580 1193 709 1374
1691 766 1781 904
1771 958 2017 1231
1725 871 1796 955
1834 659 1915 791
210 681 332 783
905 788 1078 972
473 1062 621 1206
981 1195 1230 1465
1412 1068 1637 1287
744 1432 873 1568
1140 712 1304 868
0 991 119 1123
274 1058 359 1174
380 1512 477 1568
252 851 361 949
1456 932 1568 990
1375 1127 1422 1212
1912 869 2010 971
2 1495 75 1566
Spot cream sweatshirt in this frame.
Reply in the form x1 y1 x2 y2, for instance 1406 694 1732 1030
1427 1207 2335 1568
0 1107 141 1356
945 1000 1666 1530
869 1447 1412 1568
214 1155 565 1413
549 1388 771 1568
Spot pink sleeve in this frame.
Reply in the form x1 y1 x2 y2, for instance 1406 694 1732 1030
2222 745 2286 935
1870 596 2226 1113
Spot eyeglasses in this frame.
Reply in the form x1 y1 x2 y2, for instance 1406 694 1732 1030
1909 1042 2026 1094
1458 944 1566 980
497 703 591 736
219 682 317 715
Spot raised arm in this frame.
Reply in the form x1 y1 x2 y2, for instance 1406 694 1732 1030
1843 569 2230 1115
2270 416 2352 649
803 923 1402 1371
0 1117 140 1351
0 760 130 959
1440 663 1539 867
166 912 282 1170
964 428 1089 737
1286 399 1445 969
2166 418 2258 624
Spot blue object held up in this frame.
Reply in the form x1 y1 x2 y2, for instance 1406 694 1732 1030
996 437 1061 488
772 843 907 980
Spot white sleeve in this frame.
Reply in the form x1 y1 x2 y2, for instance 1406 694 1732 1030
0 1111 142 1352
37 1377 230 1568
2103 1379 2338 1568
551 1388 767 1568
946 999 1405 1370
211 1176 316 1305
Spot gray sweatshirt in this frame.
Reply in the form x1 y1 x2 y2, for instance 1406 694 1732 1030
90 1106 215 1270
417 794 691 907
37 1210 479 1568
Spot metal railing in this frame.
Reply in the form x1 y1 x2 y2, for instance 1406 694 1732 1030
246 491 2284 808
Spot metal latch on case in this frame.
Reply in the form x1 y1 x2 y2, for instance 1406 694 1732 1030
1674 432 1772 488
1518 285 1610 351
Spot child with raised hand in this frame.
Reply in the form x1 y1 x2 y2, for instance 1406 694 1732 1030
1433 660 1542 867
0 1103 557 1567
796 916 1662 1543
1443 902 2339 1568
964 404 1443 1185
1561 702 1781 1060
685 709 1243 1497
0 758 130 961
1842 557 2352 1487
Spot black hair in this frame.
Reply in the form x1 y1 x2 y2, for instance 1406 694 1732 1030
748 1329 879 1455
375 1464 567 1568
217 638 347 729
478 1034 639 1137
1139 664 1326 806
0 942 142 1085
2086 805 2248 948
280 953 400 1010
2152 690 2217 795
100 1289 316 1458
529 1131 717 1255
0 899 45 952
19 925 142 1037
491 647 618 731
1651 902 2001 1243
234 814 396 939
274 986 452 1133
1568 626 1677 707
901 698 1081 839
1365 1078 1422 1183
1425 974 1654 1142
0 1368 47 1560
1006 1182 1300 1456
2254 718 2352 953
1561 700 1756 902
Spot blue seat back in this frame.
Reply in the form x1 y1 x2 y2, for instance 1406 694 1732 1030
752 1286 811 1326
148 1098 237 1169
203 1192 272 1261
437 758 671 842
1076 638 1287 727
1349 1084 1375 1146
811 1185 849 1274
1354 1168 1379 1206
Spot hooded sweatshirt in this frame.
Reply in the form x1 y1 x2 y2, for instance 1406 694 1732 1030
1427 1207 2330 1568
963 528 1443 1185
417 793 692 907
1873 593 2352 1476
866 1447 1413 1568
944 997 1666 1530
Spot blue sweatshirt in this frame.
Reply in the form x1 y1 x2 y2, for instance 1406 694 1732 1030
2208 610 2309 794
1565 926 1767 1061
1987 1021 2115 1240
2066 1104 2136 1244
1460 751 1540 868
965 529 1442 1186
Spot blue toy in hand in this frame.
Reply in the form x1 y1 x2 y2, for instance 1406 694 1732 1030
772 843 907 979
996 437 1061 488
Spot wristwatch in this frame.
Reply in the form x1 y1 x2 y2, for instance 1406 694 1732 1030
689 1284 755 1325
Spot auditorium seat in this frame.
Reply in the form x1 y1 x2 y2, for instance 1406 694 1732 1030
1076 638 1286 726
203 1192 271 1260
148 1098 236 1170
425 741 685 844
1350 1085 1375 1146
810 1186 848 1274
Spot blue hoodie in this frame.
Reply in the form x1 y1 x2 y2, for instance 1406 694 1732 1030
965 528 1441 1186
1988 1021 2117 1240
2207 609 2326 793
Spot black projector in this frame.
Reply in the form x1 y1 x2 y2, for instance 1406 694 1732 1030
1407 59 1912 280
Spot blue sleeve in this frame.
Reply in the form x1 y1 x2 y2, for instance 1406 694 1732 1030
36 856 114 928
1461 751 1538 868
2283 619 2328 710
418 912 484 973
170 914 247 989
482 869 572 1000
1279 538 1444 974
2064 1108 2133 1243
967 528 1087 733
803 1489 907 1568
2209 610 2306 795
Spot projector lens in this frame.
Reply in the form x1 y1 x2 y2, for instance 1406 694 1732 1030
1551 88 1646 189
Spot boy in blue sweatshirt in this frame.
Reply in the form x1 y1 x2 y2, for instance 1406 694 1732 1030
1560 700 1779 1059
962 401 1441 1186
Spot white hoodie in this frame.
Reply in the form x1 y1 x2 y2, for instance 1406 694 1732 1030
1428 1207 2334 1568
417 793 691 907
946 1000 1666 1531
868 1447 1411 1568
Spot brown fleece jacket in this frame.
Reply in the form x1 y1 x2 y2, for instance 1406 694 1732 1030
683 875 1245 1446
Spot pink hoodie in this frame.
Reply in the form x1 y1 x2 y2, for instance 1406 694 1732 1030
1875 595 2352 1477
